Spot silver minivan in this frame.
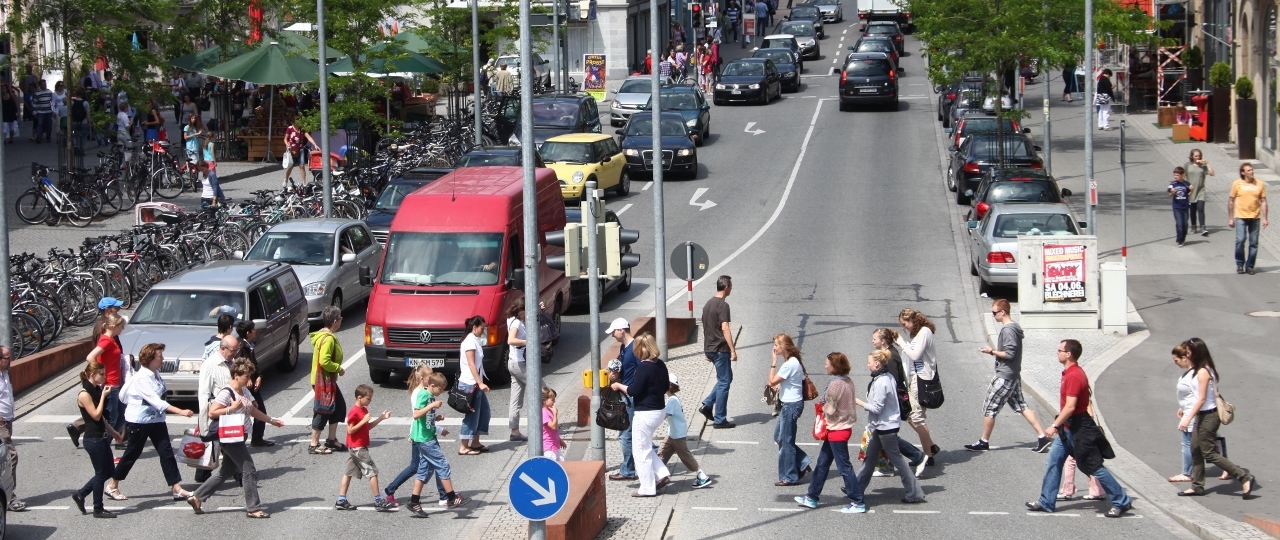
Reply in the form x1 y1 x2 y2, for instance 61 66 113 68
242 218 381 322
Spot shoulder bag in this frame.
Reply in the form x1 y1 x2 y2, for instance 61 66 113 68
812 402 828 440
596 389 631 431
447 382 477 414
312 334 338 415
800 361 819 401
916 366 945 409
1214 385 1235 425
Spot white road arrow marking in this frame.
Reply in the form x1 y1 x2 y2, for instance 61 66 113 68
519 473 558 506
690 188 717 211
744 122 765 135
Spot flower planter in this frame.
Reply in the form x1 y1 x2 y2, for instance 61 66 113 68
1210 88 1232 143
1237 98 1257 159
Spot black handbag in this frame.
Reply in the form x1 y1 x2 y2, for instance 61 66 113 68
916 368 945 409
447 382 477 414
596 391 630 431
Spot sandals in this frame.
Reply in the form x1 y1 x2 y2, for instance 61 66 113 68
173 489 194 501
458 447 481 456
325 439 349 452
246 510 270 519
105 487 128 501
1168 474 1193 482
309 444 334 455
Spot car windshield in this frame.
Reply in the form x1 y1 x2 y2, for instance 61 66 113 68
781 23 814 36
625 117 690 137
374 182 425 211
457 153 519 167
722 62 765 76
131 290 245 325
844 59 891 76
540 141 594 163
245 232 335 265
498 56 521 67
381 232 503 286
763 38 794 50
531 101 579 127
754 51 794 64
969 137 1035 158
792 6 820 17
988 182 1059 204
867 24 897 34
961 118 1017 133
857 41 893 53
618 80 652 94
992 213 1078 238
658 93 699 110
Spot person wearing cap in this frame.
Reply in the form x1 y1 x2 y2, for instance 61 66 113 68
92 297 125 343
90 299 130 442
605 318 639 481
659 373 711 488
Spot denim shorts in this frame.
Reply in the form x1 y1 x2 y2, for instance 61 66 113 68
415 439 452 481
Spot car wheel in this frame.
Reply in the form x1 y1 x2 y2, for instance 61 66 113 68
369 367 391 384
946 167 956 191
330 290 343 313
970 260 980 276
838 100 849 112
937 107 944 121
487 350 512 386
551 299 562 345
615 169 631 195
891 97 899 110
618 266 633 292
689 156 699 179
277 330 300 372
955 186 970 205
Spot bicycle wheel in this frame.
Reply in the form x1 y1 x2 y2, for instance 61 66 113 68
17 303 59 347
215 229 252 255
9 312 44 358
240 221 271 244
66 189 102 228
154 253 184 278
333 200 362 220
98 184 125 217
59 279 100 327
103 266 132 308
15 188 50 224
152 166 183 199
128 259 163 297
201 240 229 261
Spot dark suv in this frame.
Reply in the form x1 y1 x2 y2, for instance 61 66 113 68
947 134 1044 204
838 53 899 111
506 93 603 148
967 168 1071 220
863 21 904 54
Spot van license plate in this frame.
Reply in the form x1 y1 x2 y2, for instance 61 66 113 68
860 88 877 93
731 90 741 95
405 358 445 368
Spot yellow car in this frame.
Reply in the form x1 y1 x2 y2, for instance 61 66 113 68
540 133 631 201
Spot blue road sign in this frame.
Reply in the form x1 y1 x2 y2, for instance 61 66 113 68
508 457 570 521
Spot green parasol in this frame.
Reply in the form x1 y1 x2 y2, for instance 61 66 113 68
169 44 248 72
200 42 319 84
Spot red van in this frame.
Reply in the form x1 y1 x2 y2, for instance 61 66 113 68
363 166 570 385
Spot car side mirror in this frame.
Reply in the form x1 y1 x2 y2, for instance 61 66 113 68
1061 188 1072 197
1022 127 1031 134
508 268 526 290
615 129 624 135
1078 221 1089 230
847 46 854 51
252 318 268 328
752 47 760 52
341 253 356 264
966 221 979 229
1033 145 1042 152
232 250 245 260
359 265 372 286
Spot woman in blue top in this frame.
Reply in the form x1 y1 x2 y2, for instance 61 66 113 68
183 113 205 165
609 333 671 497
768 333 811 486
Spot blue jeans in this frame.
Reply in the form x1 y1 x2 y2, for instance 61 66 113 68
78 436 115 512
806 439 864 505
415 439 451 481
774 401 810 482
1173 207 1189 244
1037 428 1132 511
36 112 53 141
385 441 445 499
105 387 125 433
72 120 90 151
701 352 733 424
1181 430 1193 477
618 400 636 477
1235 218 1261 269
458 382 491 437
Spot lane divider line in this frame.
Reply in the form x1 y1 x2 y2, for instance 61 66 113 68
616 203 633 216
691 507 738 511
758 508 804 512
969 511 1009 515
643 181 654 191
894 510 941 514
712 440 760 444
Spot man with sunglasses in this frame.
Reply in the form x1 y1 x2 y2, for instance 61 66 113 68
965 299 1052 453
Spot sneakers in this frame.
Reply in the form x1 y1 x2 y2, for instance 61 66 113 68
712 421 736 429
914 459 928 478
408 504 430 518
1201 229 1210 237
446 495 471 508
334 499 358 511
1025 501 1050 512
1033 436 1053 453
840 503 868 514
872 470 892 477
1238 266 1246 274
7 499 27 512
384 493 401 508
439 498 450 506
692 474 712 489
964 440 990 451
93 509 117 518
698 404 714 422
1105 503 1132 518
794 495 818 509
1056 493 1074 501
373 498 396 512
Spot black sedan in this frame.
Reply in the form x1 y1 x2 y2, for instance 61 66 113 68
786 4 825 38
966 168 1071 220
753 48 801 92
947 134 1044 205
863 21 904 54
365 168 451 246
851 37 898 68
454 146 547 168
713 58 783 105
616 112 698 179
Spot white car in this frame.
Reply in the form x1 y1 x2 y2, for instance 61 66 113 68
498 53 551 90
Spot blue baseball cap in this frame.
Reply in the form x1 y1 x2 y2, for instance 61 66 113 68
98 297 124 310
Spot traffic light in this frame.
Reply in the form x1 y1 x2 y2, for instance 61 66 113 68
691 3 702 26
603 222 642 278
545 223 583 279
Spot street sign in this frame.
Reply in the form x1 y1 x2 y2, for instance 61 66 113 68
509 457 570 521
671 242 709 281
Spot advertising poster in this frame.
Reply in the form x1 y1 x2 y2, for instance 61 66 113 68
744 13 756 36
1043 244 1086 302
583 54 607 102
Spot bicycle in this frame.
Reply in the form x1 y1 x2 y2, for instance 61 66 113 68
15 163 103 228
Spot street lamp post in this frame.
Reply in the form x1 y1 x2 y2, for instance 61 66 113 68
1084 0 1095 235
317 0 333 218
473 0 483 146
651 0 669 360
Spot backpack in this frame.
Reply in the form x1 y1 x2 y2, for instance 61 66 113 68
71 100 88 122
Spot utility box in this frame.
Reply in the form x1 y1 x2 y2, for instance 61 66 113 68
1100 261 1128 335
1017 236 1099 329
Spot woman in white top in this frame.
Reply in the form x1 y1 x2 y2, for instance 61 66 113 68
1170 345 1198 483
1175 339 1257 498
506 299 529 442
106 343 195 502
895 309 939 464
767 334 811 485
458 315 492 455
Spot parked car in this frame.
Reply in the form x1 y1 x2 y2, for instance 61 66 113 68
118 261 309 399
946 91 986 130
948 115 1025 151
617 112 699 179
497 53 551 90
838 52 900 111
966 202 1085 287
366 168 451 247
947 133 1044 204
936 75 986 127
455 146 547 168
564 207 633 306
778 21 821 60
713 58 783 105
541 133 630 201
784 5 825 38
653 84 713 144
982 93 1015 113
851 37 898 68
610 76 655 127
243 218 381 322
863 20 904 54
813 0 845 22
507 94 603 148
966 168 1071 220
753 48 802 92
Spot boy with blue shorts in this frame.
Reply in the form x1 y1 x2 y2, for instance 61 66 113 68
408 373 470 517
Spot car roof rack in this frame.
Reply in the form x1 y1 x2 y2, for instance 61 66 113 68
247 261 287 283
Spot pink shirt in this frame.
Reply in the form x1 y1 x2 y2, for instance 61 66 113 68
542 407 562 452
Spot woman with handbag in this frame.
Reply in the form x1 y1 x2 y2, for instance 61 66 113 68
768 333 811 486
506 300 529 442
458 315 493 455
187 358 285 518
309 306 347 455
107 343 195 502
895 309 940 465
1096 69 1115 130
795 352 866 513
855 349 926 504
608 333 671 497
1174 339 1258 498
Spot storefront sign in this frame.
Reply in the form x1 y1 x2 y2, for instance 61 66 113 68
1043 244 1086 302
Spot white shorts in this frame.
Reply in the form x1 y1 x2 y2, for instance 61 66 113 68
2 121 18 138
543 449 564 462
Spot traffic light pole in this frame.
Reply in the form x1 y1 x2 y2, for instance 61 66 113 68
650 0 669 361
584 182 605 461
519 0 545 537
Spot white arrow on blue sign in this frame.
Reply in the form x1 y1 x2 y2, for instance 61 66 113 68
508 457 570 521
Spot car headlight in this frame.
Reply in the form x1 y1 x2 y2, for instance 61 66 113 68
677 148 694 156
178 360 202 372
303 281 326 296
748 84 760 90
783 71 797 78
686 119 698 127
366 324 385 346
715 83 726 89
624 148 639 156
508 134 520 145
572 171 585 184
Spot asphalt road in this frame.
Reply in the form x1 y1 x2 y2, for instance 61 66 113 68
7 24 1195 540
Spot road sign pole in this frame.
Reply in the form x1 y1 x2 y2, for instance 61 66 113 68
518 0 545 536
317 0 332 218
1120 119 1127 263
685 243 694 317
0 103 9 352
1084 0 1095 236
585 182 605 461
651 0 669 360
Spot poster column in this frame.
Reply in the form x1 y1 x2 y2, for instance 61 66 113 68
584 54 607 102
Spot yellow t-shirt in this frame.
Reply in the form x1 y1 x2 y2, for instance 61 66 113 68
1230 179 1267 219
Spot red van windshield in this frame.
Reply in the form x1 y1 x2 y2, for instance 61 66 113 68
381 232 504 286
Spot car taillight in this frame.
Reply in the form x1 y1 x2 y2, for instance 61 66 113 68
947 93 955 100
888 69 896 82
840 70 847 84
964 162 981 174
859 12 866 18
987 252 1016 264
1029 162 1044 169
1013 120 1020 131
976 202 990 218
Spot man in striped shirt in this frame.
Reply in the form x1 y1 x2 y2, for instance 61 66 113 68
32 80 54 143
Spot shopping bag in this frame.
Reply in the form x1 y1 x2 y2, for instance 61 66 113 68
282 149 293 169
179 428 220 470
218 413 246 444
812 403 828 440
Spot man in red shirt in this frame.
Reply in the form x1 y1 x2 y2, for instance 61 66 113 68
1026 340 1132 517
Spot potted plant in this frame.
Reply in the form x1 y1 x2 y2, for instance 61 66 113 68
1209 61 1233 143
1184 46 1204 91
1236 76 1257 159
